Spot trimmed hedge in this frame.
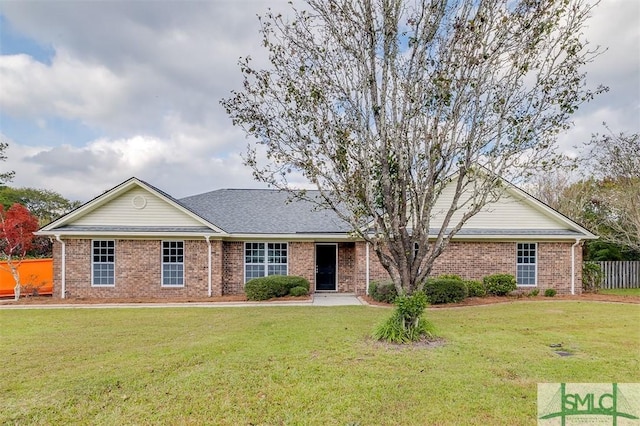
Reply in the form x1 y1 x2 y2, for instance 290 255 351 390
483 274 517 296
368 280 398 304
245 275 310 301
464 280 486 297
423 278 468 304
289 286 308 297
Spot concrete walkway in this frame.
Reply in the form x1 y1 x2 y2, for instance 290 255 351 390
0 293 365 309
312 293 363 306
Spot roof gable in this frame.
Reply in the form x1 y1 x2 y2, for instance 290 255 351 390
429 177 596 238
40 178 224 234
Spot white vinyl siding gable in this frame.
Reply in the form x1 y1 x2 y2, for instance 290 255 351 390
73 187 204 227
429 182 567 230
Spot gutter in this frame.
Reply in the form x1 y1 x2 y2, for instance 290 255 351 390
55 235 66 299
205 235 212 297
365 242 370 295
571 238 582 295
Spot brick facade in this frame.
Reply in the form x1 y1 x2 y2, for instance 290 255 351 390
52 238 582 298
359 241 581 295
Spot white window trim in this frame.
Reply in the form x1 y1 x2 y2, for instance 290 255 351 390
91 239 115 287
244 242 289 283
516 242 538 287
161 240 185 288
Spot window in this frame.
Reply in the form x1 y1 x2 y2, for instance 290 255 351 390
516 243 537 286
162 241 184 286
92 240 115 286
244 242 288 283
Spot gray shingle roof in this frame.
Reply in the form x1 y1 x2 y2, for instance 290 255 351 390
180 189 353 234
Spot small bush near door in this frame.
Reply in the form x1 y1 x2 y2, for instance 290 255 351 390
289 286 308 297
245 275 310 301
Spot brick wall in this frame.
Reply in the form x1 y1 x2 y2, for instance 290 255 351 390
538 242 582 295
289 242 315 290
337 243 357 293
53 238 219 299
52 238 581 298
358 241 579 295
222 241 244 295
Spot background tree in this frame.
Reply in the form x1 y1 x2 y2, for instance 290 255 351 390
582 128 640 253
0 203 39 300
0 187 81 226
0 187 80 258
528 129 639 260
223 0 602 340
0 141 15 185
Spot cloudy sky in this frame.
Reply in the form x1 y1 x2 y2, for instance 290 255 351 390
1 0 638 203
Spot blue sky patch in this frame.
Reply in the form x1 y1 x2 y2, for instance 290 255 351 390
0 14 55 65
1 114 99 148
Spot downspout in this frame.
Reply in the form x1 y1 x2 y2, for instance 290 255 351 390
205 236 212 297
365 242 370 295
571 238 582 295
55 235 66 299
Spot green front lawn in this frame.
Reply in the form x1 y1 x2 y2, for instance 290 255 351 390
1 301 638 425
599 287 640 296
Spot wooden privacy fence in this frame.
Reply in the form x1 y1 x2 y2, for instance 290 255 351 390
593 261 640 289
0 258 53 298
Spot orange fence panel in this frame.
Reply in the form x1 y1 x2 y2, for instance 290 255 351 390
0 258 53 298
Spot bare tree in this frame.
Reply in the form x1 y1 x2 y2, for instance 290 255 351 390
528 170 594 227
222 0 603 296
582 128 640 252
0 141 15 185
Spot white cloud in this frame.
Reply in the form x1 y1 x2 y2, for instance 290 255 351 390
0 0 638 204
0 51 126 123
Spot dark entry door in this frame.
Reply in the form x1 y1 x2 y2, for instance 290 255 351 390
315 244 337 291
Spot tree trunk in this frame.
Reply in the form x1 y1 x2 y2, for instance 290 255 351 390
10 263 21 301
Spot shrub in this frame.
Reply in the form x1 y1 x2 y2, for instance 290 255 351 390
528 289 540 297
544 288 557 297
368 280 398 304
438 274 463 281
582 262 603 293
245 275 310 301
289 286 308 297
464 280 486 297
423 278 468 304
483 274 517 296
373 292 435 343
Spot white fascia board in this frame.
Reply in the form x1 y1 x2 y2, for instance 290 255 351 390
35 230 221 239
441 233 596 241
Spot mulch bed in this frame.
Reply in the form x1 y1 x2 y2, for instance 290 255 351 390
1 293 637 306
362 293 640 308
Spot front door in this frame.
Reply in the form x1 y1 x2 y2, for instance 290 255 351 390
315 244 337 291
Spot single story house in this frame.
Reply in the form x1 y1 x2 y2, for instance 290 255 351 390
37 177 596 299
